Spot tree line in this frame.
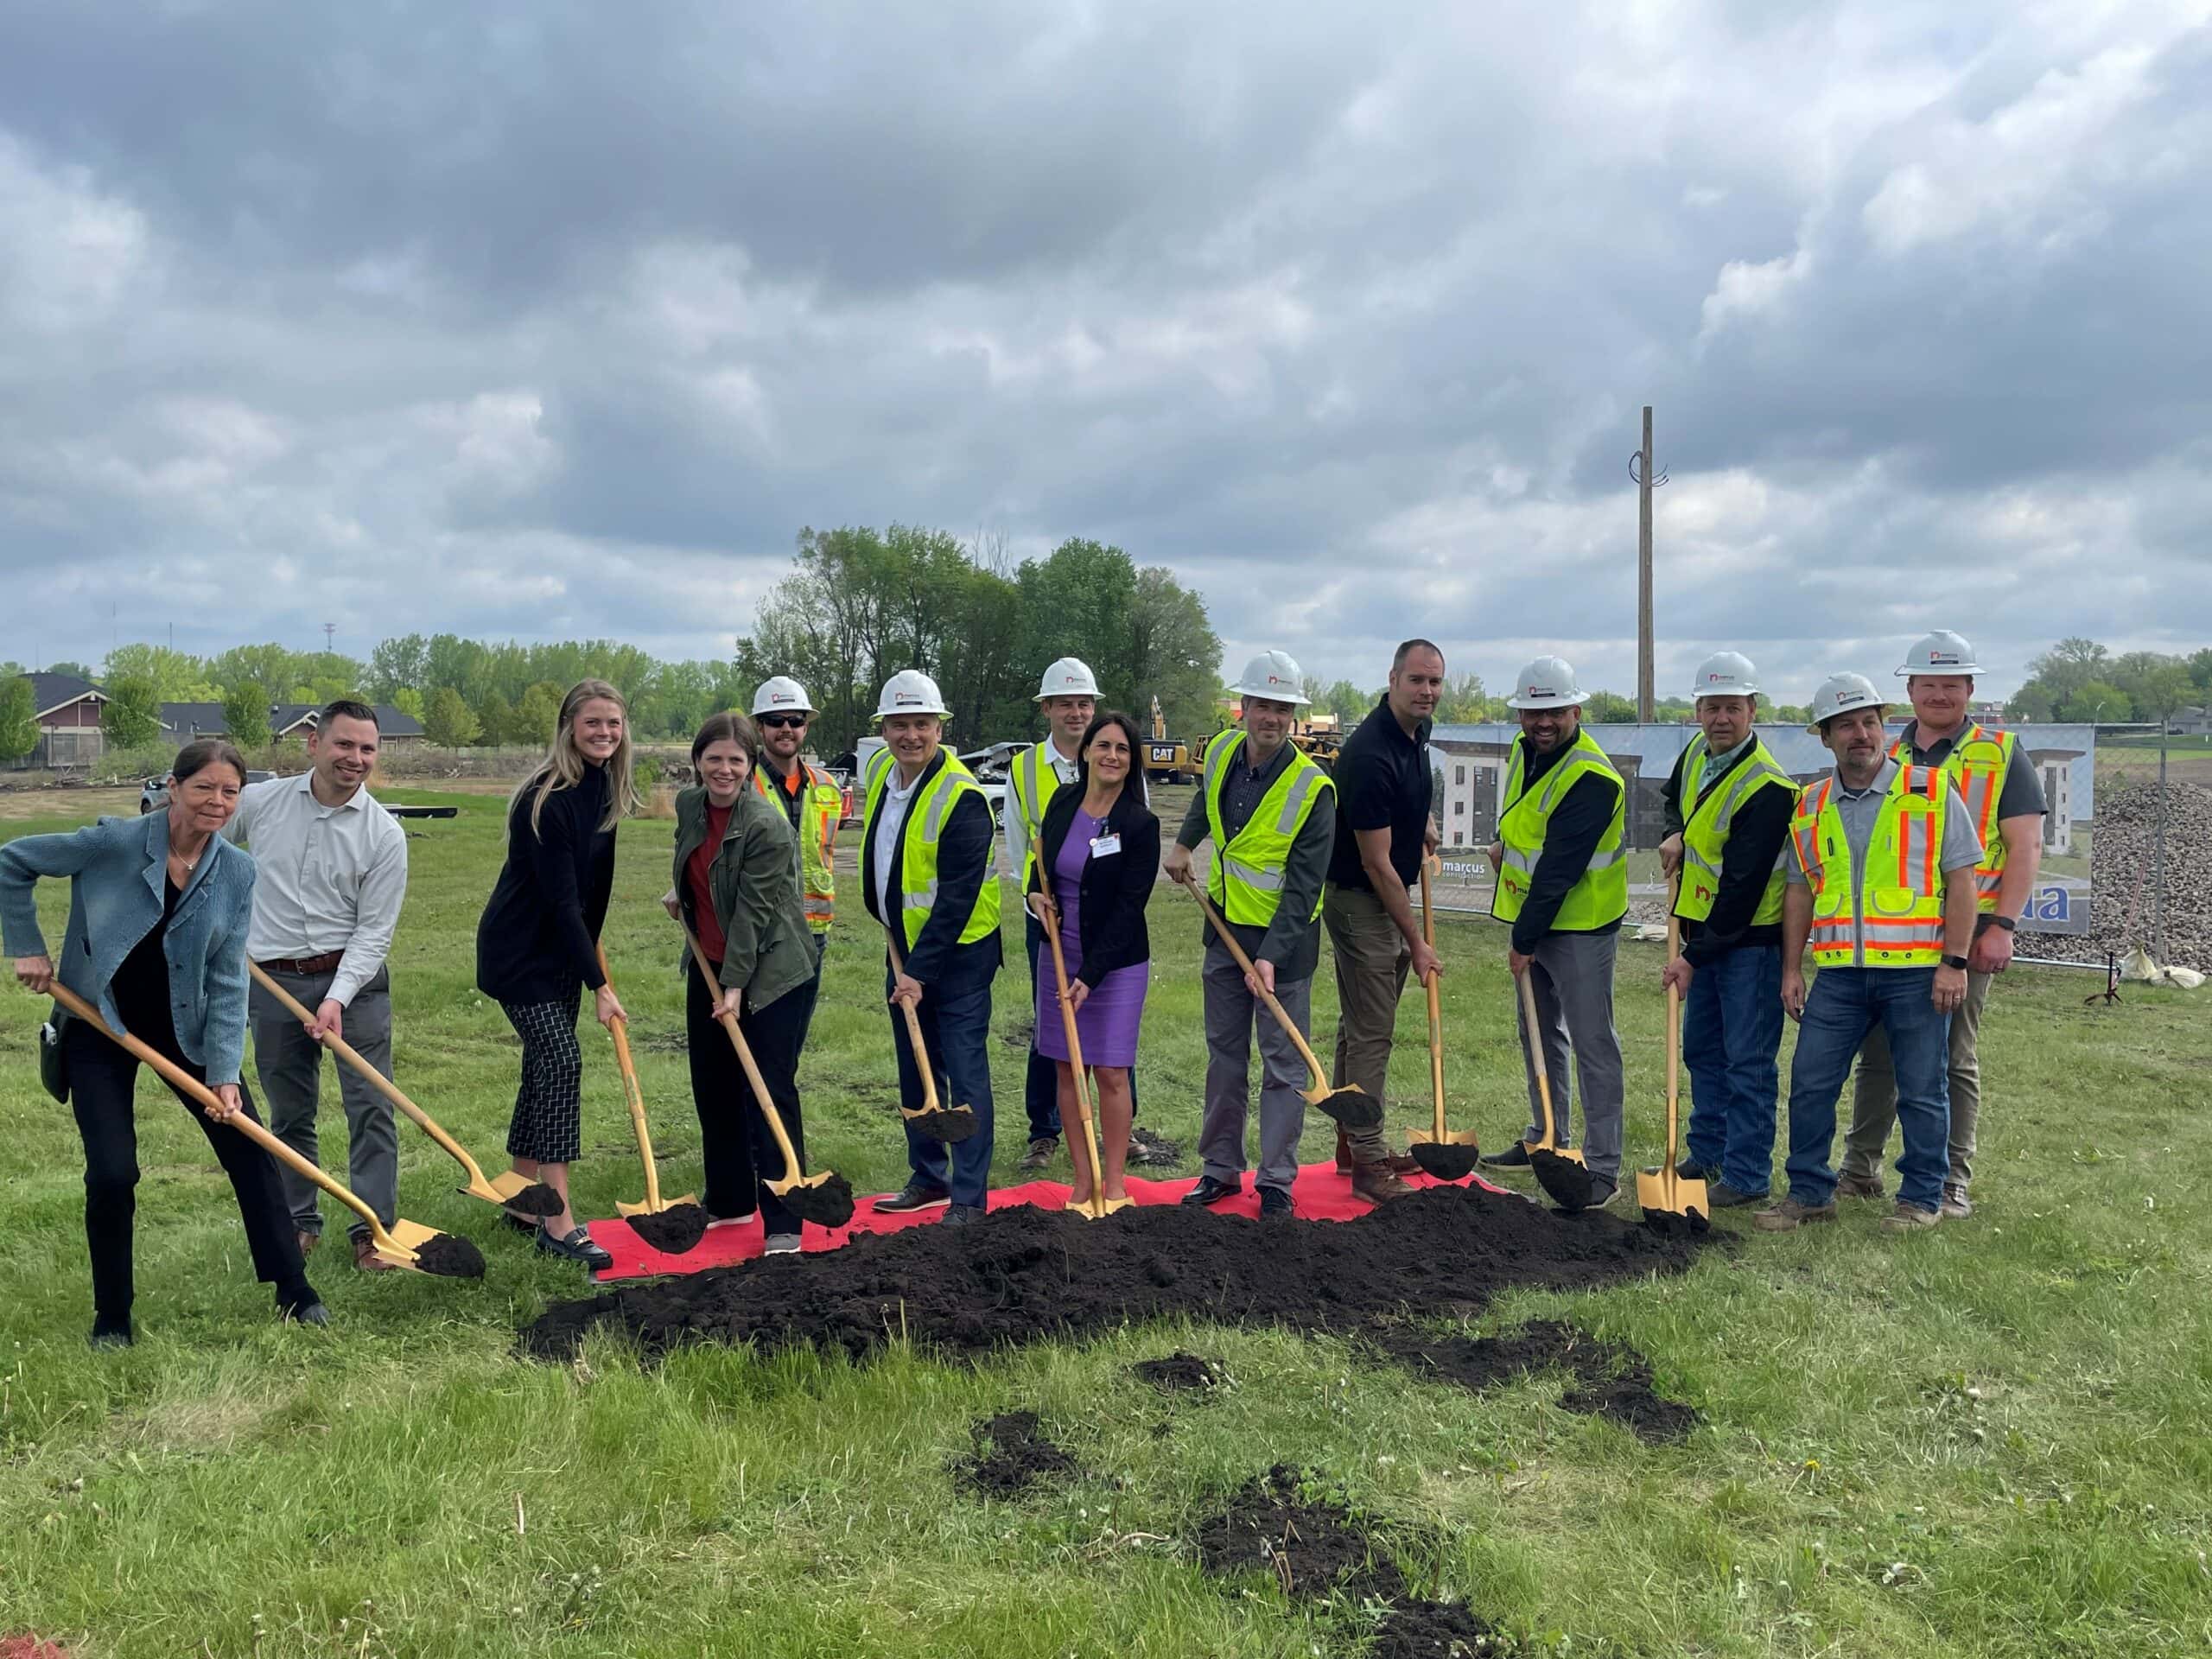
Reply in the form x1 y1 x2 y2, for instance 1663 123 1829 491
2004 639 2212 725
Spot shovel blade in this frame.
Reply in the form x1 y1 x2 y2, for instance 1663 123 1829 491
772 1172 857 1230
616 1192 701 1217
1530 1147 1599 1211
1305 1084 1382 1129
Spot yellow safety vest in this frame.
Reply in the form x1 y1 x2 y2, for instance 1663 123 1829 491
1789 764 1950 968
1200 728 1333 926
1491 728 1628 931
754 761 841 934
862 748 1001 950
1893 723 2013 914
1673 734 1796 927
1008 737 1074 891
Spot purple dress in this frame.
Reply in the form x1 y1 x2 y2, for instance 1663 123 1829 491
1035 807 1149 1066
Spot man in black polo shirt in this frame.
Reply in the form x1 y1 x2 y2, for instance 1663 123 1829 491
1321 638 1445 1203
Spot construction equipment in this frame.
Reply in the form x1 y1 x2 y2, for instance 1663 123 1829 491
596 946 699 1220
681 929 855 1230
1516 969 1597 1210
1144 696 1195 786
1037 893 1128 1218
1173 870 1382 1128
247 963 562 1217
48 983 481 1276
1405 859 1480 1179
1290 715 1344 773
883 926 980 1142
1637 884 1708 1225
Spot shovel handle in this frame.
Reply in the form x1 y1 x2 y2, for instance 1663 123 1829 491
1663 876 1683 1197
1419 862 1446 1138
1516 966 1563 1152
882 928 944 1116
246 963 493 1192
1173 871 1332 1091
47 982 396 1248
595 946 663 1211
678 928 805 1177
1037 894 1106 1207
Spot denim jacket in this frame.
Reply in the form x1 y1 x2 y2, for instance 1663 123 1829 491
0 813 257 1084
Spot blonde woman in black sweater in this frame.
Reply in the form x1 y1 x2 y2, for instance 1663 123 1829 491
475 678 640 1268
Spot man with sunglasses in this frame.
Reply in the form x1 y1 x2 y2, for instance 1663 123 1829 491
751 677 843 1045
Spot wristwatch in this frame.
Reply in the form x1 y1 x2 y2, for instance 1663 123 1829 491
1941 954 1969 970
1988 915 2016 932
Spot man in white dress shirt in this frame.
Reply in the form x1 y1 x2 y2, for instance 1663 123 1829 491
226 700 410 1271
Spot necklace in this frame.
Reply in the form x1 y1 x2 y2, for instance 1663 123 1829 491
169 838 206 875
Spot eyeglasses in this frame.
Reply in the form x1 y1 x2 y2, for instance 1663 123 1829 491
757 715 808 729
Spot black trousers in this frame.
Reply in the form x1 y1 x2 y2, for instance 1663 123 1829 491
65 1007 309 1325
683 957 809 1234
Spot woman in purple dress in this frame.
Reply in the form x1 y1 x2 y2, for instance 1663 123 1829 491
1025 710 1159 1208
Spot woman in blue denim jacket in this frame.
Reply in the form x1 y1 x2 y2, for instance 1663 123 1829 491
3 740 321 1346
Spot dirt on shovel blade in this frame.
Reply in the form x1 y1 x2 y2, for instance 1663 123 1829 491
411 1231 487 1279
627 1203 710 1255
1529 1148 1599 1210
907 1106 978 1145
1312 1087 1382 1129
777 1173 856 1230
503 1181 566 1217
1408 1142 1482 1181
950 1410 1078 1498
521 1182 1710 1364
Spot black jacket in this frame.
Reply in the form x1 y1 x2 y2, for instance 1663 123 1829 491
1026 785 1159 988
860 750 1001 985
476 763 617 1004
1510 734 1623 954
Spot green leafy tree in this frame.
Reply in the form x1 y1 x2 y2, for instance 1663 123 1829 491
1584 690 1638 723
514 682 564 748
100 675 163 747
477 691 516 747
367 634 430 702
2189 648 2212 693
103 644 218 702
0 675 38 764
220 681 273 751
1322 679 1368 722
391 687 426 723
2131 663 2197 724
43 660 94 680
1433 671 1489 725
1124 566 1222 745
2058 679 2130 723
423 685 481 747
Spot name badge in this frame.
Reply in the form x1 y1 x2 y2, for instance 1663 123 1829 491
1089 834 1122 857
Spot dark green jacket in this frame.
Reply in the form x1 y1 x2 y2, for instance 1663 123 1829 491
671 785 815 1014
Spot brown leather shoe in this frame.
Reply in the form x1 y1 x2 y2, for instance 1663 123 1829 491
1381 1151 1421 1176
1351 1161 1414 1204
352 1232 397 1273
296 1230 319 1259
1334 1128 1354 1174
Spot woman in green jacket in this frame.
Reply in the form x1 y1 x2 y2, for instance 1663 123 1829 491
662 712 818 1252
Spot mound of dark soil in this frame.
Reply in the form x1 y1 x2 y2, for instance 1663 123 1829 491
1378 1319 1697 1445
522 1183 1709 1364
413 1231 487 1279
950 1411 1078 1498
1196 1467 1506 1652
1132 1352 1222 1394
626 1203 709 1256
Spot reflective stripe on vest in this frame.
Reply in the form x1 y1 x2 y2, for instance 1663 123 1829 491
1893 723 2012 913
1789 765 1950 968
1201 728 1332 926
754 762 839 932
1490 728 1629 931
1673 734 1797 928
1009 738 1069 891
861 748 1001 950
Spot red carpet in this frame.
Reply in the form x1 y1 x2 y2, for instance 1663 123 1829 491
587 1159 1510 1281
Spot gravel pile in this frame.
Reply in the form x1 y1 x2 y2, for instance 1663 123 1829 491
2022 779 2212 969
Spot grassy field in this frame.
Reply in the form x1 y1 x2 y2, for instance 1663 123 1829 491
2 789 2209 1657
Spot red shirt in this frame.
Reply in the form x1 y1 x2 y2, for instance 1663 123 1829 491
688 800 734 963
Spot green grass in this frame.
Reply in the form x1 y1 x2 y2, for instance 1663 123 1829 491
3 790 2210 1656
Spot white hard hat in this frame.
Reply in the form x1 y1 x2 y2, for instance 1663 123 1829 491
1230 649 1311 706
1897 630 1981 677
874 669 950 721
1691 651 1760 701
1505 656 1586 709
1808 671 1885 729
1034 657 1101 701
752 676 816 716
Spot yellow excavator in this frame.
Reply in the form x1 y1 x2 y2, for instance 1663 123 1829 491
1143 696 1196 785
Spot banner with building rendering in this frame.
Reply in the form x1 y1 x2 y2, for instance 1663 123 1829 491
1425 721 2094 934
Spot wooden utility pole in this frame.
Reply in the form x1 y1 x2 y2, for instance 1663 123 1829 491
1636 405 1656 722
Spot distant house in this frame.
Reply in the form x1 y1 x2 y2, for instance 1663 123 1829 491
2174 705 2211 737
13 673 111 769
158 701 425 745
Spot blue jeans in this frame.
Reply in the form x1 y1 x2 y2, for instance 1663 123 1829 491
887 950 996 1206
1784 966 1951 1213
1681 944 1784 1198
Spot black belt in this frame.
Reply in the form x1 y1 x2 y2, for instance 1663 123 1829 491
256 951 345 976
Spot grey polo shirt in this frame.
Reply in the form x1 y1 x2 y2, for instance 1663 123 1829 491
1785 757 1982 899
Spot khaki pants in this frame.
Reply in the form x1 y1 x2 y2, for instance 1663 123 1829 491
1842 967 1992 1191
1321 884 1405 1162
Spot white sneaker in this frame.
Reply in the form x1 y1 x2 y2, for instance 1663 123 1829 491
706 1210 759 1231
764 1234 802 1255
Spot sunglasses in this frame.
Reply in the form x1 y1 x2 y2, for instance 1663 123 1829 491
757 715 808 729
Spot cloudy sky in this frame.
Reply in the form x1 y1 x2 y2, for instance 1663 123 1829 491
3 1 2208 704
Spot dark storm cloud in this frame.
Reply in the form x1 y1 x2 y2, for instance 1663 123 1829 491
2 1 2207 702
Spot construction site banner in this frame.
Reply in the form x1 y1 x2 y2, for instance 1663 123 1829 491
1424 721 2096 934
